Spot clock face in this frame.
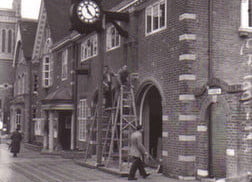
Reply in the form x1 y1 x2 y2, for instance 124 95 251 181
77 0 101 24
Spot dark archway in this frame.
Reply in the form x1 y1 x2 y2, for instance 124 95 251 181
138 85 163 161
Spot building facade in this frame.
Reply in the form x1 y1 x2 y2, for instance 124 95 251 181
30 0 252 180
11 19 37 142
0 0 21 132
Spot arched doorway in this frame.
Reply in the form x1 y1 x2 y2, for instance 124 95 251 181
206 102 227 178
138 84 163 161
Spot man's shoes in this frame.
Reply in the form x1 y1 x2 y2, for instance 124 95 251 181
143 173 150 179
128 177 137 180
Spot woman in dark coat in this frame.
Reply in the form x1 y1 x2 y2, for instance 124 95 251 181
10 128 22 157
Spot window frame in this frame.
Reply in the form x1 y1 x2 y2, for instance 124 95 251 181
240 0 252 31
145 0 167 36
106 24 121 51
80 34 98 62
42 56 52 88
2 29 6 52
78 99 88 141
61 49 68 80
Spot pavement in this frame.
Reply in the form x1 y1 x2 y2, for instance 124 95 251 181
0 135 198 182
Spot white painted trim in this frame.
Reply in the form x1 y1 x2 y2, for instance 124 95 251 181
162 150 168 156
162 115 169 121
197 169 209 177
179 54 196 61
117 0 139 12
162 132 168 137
179 34 196 41
226 149 235 156
179 94 195 101
178 176 196 180
179 74 196 81
179 115 197 121
179 13 196 21
178 155 196 162
179 135 196 141
197 125 208 132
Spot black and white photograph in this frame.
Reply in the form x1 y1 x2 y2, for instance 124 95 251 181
0 0 252 181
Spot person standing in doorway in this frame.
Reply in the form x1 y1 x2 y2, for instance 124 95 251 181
10 126 22 157
128 125 150 180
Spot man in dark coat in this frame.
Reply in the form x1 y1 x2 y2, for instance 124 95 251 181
10 128 22 157
128 125 150 180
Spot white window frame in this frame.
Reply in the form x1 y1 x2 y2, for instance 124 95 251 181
81 34 98 62
145 0 167 36
78 99 88 141
106 24 120 51
42 56 52 88
240 0 252 31
62 49 68 80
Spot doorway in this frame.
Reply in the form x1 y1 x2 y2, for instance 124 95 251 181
58 111 72 150
207 102 227 178
140 85 162 161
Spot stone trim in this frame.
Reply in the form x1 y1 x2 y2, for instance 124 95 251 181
179 34 196 41
179 74 196 81
179 135 196 141
197 169 209 177
179 54 196 61
179 13 196 21
178 155 196 162
197 125 208 132
179 114 197 121
162 150 168 156
179 94 196 101
162 132 169 137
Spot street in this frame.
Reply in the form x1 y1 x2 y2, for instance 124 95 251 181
0 141 175 182
0 141 124 182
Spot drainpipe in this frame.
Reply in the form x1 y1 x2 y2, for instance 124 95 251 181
73 42 78 150
208 0 213 81
207 0 213 177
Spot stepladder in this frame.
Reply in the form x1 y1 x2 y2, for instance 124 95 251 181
102 85 138 171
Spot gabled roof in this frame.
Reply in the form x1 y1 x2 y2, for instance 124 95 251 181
20 19 38 59
42 87 72 103
44 0 72 42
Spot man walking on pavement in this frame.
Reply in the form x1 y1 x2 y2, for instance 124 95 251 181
128 125 150 180
10 125 22 157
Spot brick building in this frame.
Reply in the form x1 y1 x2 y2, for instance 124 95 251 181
10 19 37 142
30 0 252 180
0 0 21 132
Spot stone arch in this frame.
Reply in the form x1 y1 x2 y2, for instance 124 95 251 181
198 94 231 178
136 78 163 162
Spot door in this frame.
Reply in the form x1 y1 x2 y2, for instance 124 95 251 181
209 102 227 178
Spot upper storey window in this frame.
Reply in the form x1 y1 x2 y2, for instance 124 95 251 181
241 0 252 31
145 0 167 35
81 34 98 62
42 56 52 88
1 29 13 53
62 49 68 80
106 24 120 51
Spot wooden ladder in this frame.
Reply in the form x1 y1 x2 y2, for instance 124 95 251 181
103 85 138 170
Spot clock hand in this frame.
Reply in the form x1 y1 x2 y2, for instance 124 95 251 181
86 5 93 16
